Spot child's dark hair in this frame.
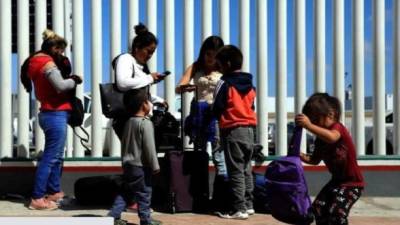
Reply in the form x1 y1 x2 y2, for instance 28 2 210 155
302 93 342 122
193 36 224 72
123 87 149 115
215 45 243 72
131 23 158 52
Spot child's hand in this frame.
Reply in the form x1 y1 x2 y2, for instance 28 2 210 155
295 114 312 129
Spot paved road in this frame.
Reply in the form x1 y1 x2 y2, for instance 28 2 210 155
0 197 398 225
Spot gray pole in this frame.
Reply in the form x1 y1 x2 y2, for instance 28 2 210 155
240 0 250 73
202 0 212 41
333 0 345 123
128 0 139 50
0 0 12 157
220 0 230 44
52 0 64 36
17 0 30 158
109 0 122 157
91 0 103 157
257 0 268 154
276 0 288 155
183 0 194 150
394 0 400 155
373 0 386 155
147 0 157 96
352 0 365 155
72 0 85 157
295 0 307 152
314 0 325 92
34 0 47 154
165 0 175 111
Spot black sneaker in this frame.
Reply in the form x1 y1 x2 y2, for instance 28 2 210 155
114 219 128 225
141 219 162 225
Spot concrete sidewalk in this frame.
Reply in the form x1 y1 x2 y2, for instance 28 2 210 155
0 197 399 225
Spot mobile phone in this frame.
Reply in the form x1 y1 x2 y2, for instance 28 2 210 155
159 71 171 77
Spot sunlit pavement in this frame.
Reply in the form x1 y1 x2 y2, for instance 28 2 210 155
0 197 399 225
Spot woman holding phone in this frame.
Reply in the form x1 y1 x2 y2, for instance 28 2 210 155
112 23 167 139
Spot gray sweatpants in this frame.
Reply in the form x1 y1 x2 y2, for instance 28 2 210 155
221 126 254 212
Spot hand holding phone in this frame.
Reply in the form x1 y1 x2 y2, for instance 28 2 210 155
159 71 171 78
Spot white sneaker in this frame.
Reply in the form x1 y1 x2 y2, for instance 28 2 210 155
218 211 249 220
247 209 255 215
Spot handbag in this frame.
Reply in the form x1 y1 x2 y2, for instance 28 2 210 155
99 54 131 118
99 83 129 118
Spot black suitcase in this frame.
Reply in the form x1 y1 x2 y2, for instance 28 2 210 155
152 150 209 213
74 175 122 206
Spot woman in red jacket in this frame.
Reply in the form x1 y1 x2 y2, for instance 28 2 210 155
24 29 82 210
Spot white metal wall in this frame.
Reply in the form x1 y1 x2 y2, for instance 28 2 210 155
0 0 397 158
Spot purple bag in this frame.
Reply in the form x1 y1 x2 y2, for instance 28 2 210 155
265 126 314 224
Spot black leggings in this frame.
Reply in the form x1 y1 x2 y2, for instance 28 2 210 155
313 182 363 225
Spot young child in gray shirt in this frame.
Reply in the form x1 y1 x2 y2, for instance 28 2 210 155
108 88 161 225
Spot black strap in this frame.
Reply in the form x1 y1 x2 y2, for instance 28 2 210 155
72 126 90 152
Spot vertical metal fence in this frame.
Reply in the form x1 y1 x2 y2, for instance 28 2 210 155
0 0 398 159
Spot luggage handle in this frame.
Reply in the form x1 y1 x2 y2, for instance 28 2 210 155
287 126 303 157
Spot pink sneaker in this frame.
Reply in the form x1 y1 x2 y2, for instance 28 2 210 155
29 198 58 210
46 191 65 202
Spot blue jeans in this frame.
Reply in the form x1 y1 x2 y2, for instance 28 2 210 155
108 164 153 225
32 111 68 199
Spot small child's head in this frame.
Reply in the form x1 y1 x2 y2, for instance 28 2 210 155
302 93 342 126
124 88 151 116
215 45 243 74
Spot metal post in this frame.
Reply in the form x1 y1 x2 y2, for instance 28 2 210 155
352 0 365 156
394 0 400 155
72 0 85 157
128 0 139 50
91 0 103 157
202 0 212 40
257 0 268 155
147 0 157 96
373 0 386 155
0 0 12 157
64 0 73 158
109 0 122 157
17 0 30 158
295 0 307 153
183 0 194 150
220 0 230 44
314 0 325 92
333 0 345 123
34 0 47 154
52 0 64 36
165 0 175 111
240 0 250 72
276 0 287 155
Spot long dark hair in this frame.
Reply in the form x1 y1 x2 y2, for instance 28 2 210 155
192 36 224 74
302 93 342 122
131 23 158 53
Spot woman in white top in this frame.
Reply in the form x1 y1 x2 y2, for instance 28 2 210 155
112 24 166 139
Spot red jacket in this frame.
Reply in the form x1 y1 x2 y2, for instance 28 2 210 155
212 72 257 129
28 55 72 111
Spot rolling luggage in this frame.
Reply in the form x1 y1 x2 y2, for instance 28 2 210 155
264 126 314 224
152 150 209 213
